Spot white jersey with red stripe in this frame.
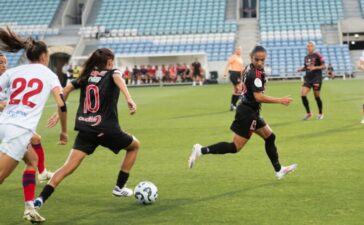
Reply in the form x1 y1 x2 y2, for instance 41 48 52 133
0 64 62 132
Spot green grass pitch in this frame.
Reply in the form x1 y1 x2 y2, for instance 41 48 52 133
1 79 363 225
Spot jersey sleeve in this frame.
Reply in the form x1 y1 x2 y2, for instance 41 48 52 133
0 70 10 94
112 69 123 78
315 53 325 65
250 70 264 92
49 73 62 91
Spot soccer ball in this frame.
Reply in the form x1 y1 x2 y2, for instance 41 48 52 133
134 181 158 205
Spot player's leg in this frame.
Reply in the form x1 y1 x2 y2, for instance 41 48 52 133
255 124 297 180
22 148 45 223
34 149 87 208
31 133 53 182
188 132 249 169
112 135 140 197
301 84 312 120
313 83 323 119
0 152 19 184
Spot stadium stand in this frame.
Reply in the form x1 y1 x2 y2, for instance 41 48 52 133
0 0 61 67
361 0 364 17
81 0 237 62
260 0 350 76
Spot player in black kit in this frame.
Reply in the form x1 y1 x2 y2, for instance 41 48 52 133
297 41 326 120
188 45 297 180
34 48 140 210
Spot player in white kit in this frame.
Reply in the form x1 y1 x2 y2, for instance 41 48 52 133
0 27 68 223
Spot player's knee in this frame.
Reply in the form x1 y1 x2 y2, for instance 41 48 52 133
233 142 243 153
129 138 140 152
31 134 42 144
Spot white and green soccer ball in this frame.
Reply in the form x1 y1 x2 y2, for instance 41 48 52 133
134 181 158 205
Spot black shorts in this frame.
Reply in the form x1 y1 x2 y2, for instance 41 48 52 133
229 71 242 85
193 70 201 77
73 130 134 155
230 104 266 139
303 82 322 91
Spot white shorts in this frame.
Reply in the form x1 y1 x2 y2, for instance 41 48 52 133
0 124 33 161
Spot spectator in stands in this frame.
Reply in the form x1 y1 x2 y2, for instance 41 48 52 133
72 65 81 79
181 63 192 82
224 46 244 111
123 67 131 85
296 41 326 120
177 63 186 83
132 65 139 85
62 62 73 85
326 64 335 80
140 65 148 84
192 59 203 86
168 64 177 83
161 65 168 83
147 65 156 83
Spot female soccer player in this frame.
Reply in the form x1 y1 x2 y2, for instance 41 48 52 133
296 41 326 120
188 45 297 180
0 27 68 223
34 48 140 212
224 46 244 111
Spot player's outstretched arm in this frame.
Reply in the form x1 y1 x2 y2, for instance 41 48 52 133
52 87 68 145
113 72 137 115
254 92 292 106
47 83 75 128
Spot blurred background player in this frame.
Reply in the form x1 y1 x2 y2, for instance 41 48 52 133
34 48 140 215
224 46 244 111
188 45 297 180
0 27 68 223
297 41 326 120
358 52 364 124
191 58 203 86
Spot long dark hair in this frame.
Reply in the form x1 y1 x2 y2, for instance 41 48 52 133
0 27 48 61
78 48 115 84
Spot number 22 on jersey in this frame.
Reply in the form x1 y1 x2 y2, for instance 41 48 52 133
8 78 43 108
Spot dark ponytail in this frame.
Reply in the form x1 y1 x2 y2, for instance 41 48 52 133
78 48 115 84
250 45 267 57
0 27 48 62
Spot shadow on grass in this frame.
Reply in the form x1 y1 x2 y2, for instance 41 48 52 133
45 181 284 225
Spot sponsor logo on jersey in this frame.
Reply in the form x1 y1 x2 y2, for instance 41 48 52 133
78 115 102 126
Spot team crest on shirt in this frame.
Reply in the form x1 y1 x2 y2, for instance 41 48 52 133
254 78 262 87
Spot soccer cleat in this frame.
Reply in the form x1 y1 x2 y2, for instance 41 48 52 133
112 186 133 197
276 164 298 180
38 169 54 183
23 206 45 224
188 144 202 169
317 114 324 120
303 113 313 120
33 197 43 210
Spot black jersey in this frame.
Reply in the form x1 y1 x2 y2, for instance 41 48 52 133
241 64 266 112
71 69 122 134
304 52 325 83
192 62 201 73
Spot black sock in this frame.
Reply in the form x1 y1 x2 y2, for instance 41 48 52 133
301 96 310 113
231 95 235 105
232 95 239 106
201 142 237 154
264 134 281 172
315 97 323 114
39 184 54 203
116 171 129 188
